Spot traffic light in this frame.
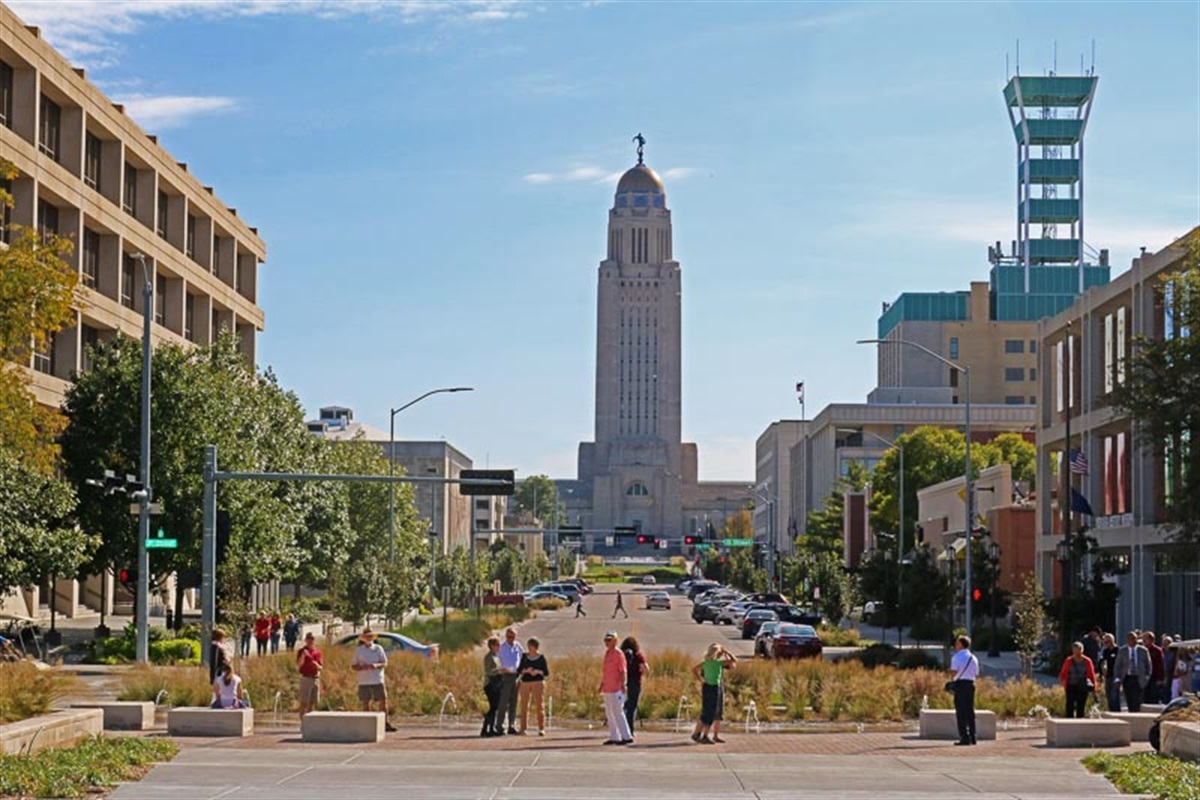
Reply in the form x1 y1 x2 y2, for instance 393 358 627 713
118 567 137 593
684 535 699 545
636 534 655 545
973 588 983 603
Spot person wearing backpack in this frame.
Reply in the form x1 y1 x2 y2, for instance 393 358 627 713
621 636 648 735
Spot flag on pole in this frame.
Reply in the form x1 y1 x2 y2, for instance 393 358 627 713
1069 449 1089 475
795 381 804 403
1070 487 1094 516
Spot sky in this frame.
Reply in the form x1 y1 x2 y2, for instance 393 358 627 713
9 0 1199 482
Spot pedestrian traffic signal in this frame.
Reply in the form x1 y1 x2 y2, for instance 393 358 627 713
118 567 137 593
973 588 982 602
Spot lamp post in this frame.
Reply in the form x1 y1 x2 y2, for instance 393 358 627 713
943 544 958 643
387 387 474 563
1056 538 1071 658
749 485 776 590
987 541 1001 658
859 337 973 638
130 253 153 664
838 428 905 647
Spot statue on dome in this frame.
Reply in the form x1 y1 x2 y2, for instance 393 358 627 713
632 133 646 165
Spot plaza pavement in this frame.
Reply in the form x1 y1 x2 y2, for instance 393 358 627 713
109 726 1154 800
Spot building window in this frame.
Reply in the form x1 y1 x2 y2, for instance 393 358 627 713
1004 395 1024 405
949 337 959 359
186 214 196 259
157 190 168 238
32 333 55 375
1030 340 1037 354
0 178 10 244
1004 367 1024 382
1116 307 1127 386
81 325 99 373
184 294 195 341
1029 367 1037 381
1055 341 1064 412
626 482 649 497
38 95 60 161
1029 396 1036 404
123 163 137 215
1004 339 1025 354
212 235 221 274
37 199 58 240
155 275 166 325
85 133 102 189
0 61 12 130
949 368 958 387
121 254 136 309
82 229 99 288
1104 313 1114 394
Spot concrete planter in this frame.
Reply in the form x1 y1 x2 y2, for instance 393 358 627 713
1160 721 1200 762
301 711 384 743
72 701 155 731
1045 718 1130 748
167 707 253 737
917 708 997 740
0 709 103 755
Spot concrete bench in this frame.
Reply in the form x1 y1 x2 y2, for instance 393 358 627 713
1102 712 1158 741
1140 703 1165 714
167 707 253 737
917 708 997 740
72 701 155 731
1045 718 1130 748
1161 721 1200 763
0 709 103 756
301 711 384 743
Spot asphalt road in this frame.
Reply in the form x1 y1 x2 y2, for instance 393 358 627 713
517 583 770 660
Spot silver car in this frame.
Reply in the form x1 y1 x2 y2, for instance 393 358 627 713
645 591 671 610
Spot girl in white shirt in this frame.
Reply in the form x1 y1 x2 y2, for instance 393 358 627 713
212 663 249 709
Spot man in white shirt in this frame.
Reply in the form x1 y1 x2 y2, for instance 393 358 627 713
351 629 397 732
497 628 525 735
948 635 979 746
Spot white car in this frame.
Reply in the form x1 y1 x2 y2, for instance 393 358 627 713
718 601 753 626
645 591 671 610
641 575 657 585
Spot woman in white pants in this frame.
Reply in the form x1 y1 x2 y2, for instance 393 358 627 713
599 631 633 745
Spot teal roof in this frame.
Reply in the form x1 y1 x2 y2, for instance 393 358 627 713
1004 76 1097 108
878 291 969 339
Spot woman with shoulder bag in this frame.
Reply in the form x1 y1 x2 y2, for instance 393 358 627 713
1059 641 1098 718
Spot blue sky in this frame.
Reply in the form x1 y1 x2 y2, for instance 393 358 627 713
11 0 1199 481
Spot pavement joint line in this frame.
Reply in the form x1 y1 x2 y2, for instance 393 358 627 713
507 766 524 789
717 754 748 792
276 765 315 786
943 771 985 796
339 750 365 765
207 785 241 800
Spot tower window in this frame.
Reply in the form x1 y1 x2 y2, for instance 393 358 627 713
38 94 60 161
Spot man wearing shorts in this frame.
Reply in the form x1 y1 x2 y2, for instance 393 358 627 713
296 632 323 717
351 629 397 732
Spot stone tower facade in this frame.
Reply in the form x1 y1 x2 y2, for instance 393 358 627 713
576 159 684 537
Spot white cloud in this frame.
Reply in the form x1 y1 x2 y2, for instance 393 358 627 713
522 164 703 186
116 94 238 130
6 0 531 69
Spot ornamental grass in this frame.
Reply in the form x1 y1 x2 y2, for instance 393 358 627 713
0 661 76 724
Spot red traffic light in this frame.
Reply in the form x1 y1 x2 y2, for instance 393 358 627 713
119 568 130 583
973 588 983 602
684 535 698 545
636 534 654 545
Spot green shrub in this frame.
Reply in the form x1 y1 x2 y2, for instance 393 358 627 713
897 649 942 670
1084 752 1200 800
816 626 865 647
0 735 177 799
283 596 323 623
527 598 566 611
149 638 201 665
853 643 901 668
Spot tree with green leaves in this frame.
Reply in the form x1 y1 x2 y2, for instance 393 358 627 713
1011 573 1048 678
1109 229 1200 564
512 475 562 524
0 157 79 475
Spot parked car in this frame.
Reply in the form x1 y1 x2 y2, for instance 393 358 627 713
687 581 721 601
523 590 572 605
762 604 822 626
336 632 438 659
691 597 735 624
717 601 753 626
529 583 577 604
741 609 779 639
754 621 780 657
744 592 789 606
645 591 671 610
641 575 657 585
560 578 593 595
676 577 699 592
771 624 823 659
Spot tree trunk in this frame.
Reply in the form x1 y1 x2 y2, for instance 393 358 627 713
173 578 185 633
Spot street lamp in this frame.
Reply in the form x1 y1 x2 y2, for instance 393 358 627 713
859 337 974 638
987 541 1001 658
130 253 153 664
749 484 776 590
838 427 906 647
1055 537 1072 658
387 387 474 562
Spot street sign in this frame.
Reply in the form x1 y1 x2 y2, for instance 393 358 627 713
129 502 164 516
696 543 712 551
459 469 515 496
722 538 753 547
146 526 177 549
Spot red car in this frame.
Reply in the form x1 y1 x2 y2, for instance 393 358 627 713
771 623 823 659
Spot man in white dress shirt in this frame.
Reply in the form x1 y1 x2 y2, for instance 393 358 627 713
948 635 979 745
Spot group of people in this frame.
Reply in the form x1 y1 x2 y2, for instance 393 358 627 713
1062 627 1198 717
237 610 302 657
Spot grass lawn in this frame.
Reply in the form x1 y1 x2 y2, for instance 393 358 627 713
1084 751 1200 800
0 736 177 799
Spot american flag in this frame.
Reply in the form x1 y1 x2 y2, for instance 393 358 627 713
1069 449 1089 475
795 381 804 403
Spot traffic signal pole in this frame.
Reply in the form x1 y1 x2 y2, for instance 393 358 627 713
135 256 153 664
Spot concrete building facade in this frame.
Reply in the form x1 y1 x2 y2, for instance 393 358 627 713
0 5 265 622
1035 229 1200 638
755 421 807 555
568 148 750 547
1 5 266 412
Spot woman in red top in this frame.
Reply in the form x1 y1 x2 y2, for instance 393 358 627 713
1059 641 1098 718
253 612 271 656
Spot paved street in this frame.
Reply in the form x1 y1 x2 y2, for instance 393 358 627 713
109 733 1151 800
